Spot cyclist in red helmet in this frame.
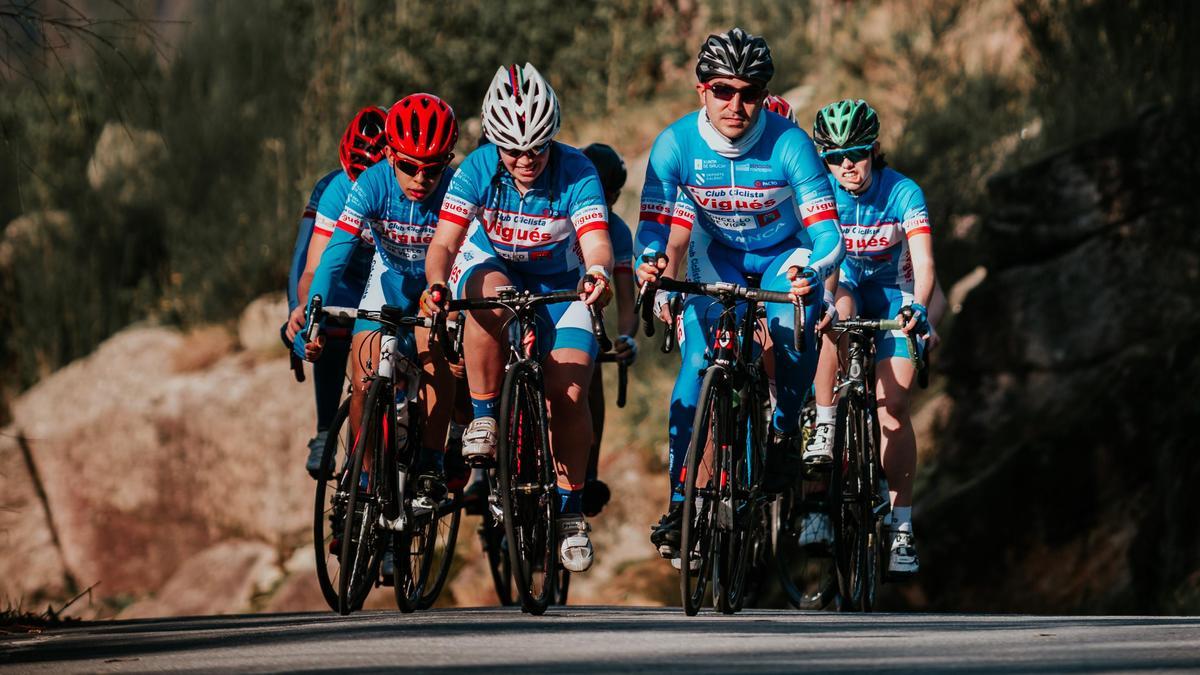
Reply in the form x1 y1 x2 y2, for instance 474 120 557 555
297 94 462 520
285 105 386 478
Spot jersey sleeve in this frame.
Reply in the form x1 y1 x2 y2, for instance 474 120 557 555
899 181 931 239
288 172 337 311
313 173 350 238
781 127 844 281
307 173 378 310
635 126 687 258
438 148 488 228
567 160 609 239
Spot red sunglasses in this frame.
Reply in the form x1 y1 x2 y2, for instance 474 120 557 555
393 155 452 178
702 81 767 103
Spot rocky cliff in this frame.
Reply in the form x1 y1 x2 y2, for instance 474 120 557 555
916 105 1200 613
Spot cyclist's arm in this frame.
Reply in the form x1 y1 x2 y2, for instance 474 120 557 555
297 231 330 307
782 127 843 281
304 176 375 313
288 176 330 311
902 184 935 309
572 166 614 278
428 153 486 287
634 127 689 266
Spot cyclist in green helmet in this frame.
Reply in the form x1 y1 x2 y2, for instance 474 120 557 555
808 98 940 578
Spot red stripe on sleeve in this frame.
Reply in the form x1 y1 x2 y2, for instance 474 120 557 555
575 221 609 239
669 216 694 230
906 226 931 239
639 210 673 226
334 220 361 236
802 209 838 227
439 210 470 227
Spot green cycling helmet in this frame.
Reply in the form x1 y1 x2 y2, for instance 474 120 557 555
813 99 879 149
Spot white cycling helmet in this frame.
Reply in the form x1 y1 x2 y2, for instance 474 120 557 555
481 63 561 151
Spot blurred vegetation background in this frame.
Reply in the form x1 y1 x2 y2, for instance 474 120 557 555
0 0 1193 414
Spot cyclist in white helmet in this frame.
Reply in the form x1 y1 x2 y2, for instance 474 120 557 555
424 63 614 573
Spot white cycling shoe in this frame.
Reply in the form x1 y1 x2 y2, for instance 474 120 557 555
462 417 498 462
558 514 594 572
887 530 920 577
803 422 835 469
797 511 833 548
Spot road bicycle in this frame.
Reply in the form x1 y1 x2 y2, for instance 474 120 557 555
306 296 462 615
441 282 610 615
827 310 926 612
638 262 807 616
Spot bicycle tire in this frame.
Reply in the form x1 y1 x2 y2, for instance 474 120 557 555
680 366 725 616
498 361 556 615
721 370 770 613
393 413 438 613
313 399 352 613
860 403 883 613
338 378 386 615
416 495 464 609
832 393 871 612
480 511 516 606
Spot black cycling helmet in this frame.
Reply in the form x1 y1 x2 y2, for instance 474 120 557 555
813 99 880 150
581 143 627 195
695 27 774 85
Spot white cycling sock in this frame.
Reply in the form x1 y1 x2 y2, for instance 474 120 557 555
892 506 913 533
816 404 836 425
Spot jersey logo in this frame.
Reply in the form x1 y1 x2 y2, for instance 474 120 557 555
756 209 782 226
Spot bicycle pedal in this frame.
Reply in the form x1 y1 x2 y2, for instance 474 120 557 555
670 553 701 572
657 544 679 560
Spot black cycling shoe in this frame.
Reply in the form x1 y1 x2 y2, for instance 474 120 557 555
462 477 489 516
762 427 802 495
582 479 611 517
649 502 684 558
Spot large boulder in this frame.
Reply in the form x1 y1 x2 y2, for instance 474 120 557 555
85 122 168 208
917 105 1200 612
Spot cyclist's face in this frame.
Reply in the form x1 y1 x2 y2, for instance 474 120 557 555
386 147 446 202
499 143 550 190
829 147 875 194
696 76 765 140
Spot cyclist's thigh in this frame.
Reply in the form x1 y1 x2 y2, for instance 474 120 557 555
354 251 387 335
522 268 598 360
875 355 916 421
858 277 913 362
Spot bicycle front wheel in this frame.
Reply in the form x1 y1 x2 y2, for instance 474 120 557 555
680 366 726 616
833 392 872 612
338 379 386 615
498 361 557 615
480 510 516 606
314 399 351 613
416 495 464 609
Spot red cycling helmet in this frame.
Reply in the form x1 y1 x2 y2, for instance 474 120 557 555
386 93 459 161
763 94 798 125
339 106 387 180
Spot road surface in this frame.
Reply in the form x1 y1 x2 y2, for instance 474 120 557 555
3 607 1199 672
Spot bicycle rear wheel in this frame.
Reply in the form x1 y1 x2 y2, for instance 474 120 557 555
480 510 516 606
722 373 770 613
314 399 351 612
338 379 386 615
498 361 556 615
771 481 838 610
680 366 725 616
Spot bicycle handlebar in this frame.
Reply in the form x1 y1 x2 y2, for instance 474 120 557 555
595 351 628 408
647 274 807 353
832 315 929 387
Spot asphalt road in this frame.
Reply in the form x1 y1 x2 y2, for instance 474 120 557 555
3 607 1199 673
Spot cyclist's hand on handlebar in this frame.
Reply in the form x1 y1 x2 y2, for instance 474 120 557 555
653 289 676 324
291 327 325 362
898 303 930 336
421 282 451 316
579 265 613 306
814 287 838 334
285 305 306 341
614 334 638 365
636 253 668 286
785 265 819 302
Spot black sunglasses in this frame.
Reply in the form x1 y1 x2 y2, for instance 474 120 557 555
702 82 767 103
820 144 873 165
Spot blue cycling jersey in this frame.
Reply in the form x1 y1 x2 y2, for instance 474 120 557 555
610 212 633 273
305 160 452 315
440 142 608 278
288 169 339 312
830 167 930 269
832 166 932 361
635 109 843 280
